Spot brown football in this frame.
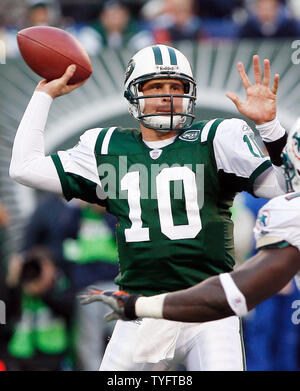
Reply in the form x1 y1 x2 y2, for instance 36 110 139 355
17 26 92 84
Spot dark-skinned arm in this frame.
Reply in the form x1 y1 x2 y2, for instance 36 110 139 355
162 246 300 322
78 246 300 323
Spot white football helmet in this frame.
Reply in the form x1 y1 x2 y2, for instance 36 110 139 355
124 44 197 132
282 118 300 192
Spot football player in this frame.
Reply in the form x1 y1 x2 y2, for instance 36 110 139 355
79 122 300 329
10 44 287 370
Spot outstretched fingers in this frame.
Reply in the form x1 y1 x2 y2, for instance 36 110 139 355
262 59 271 87
253 55 262 84
226 91 243 110
237 61 251 90
271 73 280 95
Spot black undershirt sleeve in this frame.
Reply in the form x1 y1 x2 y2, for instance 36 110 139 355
263 133 287 166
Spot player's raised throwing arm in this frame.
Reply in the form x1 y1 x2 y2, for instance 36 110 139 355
9 65 85 193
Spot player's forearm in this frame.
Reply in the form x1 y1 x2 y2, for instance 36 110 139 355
135 247 300 322
229 247 300 310
263 134 287 166
256 118 287 166
10 91 52 166
253 119 287 197
9 91 62 193
161 278 234 322
134 278 235 323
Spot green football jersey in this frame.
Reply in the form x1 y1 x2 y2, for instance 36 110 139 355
51 118 271 295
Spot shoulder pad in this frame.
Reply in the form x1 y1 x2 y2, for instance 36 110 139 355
254 193 300 249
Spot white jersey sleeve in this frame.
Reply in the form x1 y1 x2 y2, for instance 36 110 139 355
211 118 286 198
51 128 104 203
9 91 63 194
254 192 300 252
213 118 271 178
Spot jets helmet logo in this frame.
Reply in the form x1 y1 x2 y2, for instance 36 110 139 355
125 59 135 84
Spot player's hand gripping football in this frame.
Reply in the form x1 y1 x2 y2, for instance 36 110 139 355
35 64 86 99
226 55 279 125
78 288 140 322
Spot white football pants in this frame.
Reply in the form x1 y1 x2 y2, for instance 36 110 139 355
99 316 246 371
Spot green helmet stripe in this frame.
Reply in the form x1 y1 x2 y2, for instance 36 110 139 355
167 47 177 65
152 46 163 65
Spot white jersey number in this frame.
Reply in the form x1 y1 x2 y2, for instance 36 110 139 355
121 171 150 242
121 167 202 242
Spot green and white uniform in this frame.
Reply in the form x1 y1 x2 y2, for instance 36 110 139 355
51 118 271 296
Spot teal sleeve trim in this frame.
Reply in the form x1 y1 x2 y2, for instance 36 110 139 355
95 127 110 155
259 240 291 250
207 118 225 172
51 154 73 201
207 118 225 144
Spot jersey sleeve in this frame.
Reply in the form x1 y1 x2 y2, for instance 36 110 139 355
51 128 104 204
254 192 300 252
212 118 272 195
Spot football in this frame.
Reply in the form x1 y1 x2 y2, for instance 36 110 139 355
17 26 92 85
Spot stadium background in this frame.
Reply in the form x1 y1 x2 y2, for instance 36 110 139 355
0 0 300 371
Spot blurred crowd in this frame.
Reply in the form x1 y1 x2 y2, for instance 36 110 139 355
0 195 119 370
1 0 300 58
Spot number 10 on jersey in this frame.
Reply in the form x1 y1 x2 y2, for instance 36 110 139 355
121 166 204 242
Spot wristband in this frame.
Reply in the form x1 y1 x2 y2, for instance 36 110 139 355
219 273 248 317
135 293 167 319
123 295 141 320
255 117 286 142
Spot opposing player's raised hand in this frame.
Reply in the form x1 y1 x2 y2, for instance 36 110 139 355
226 55 279 125
35 64 87 99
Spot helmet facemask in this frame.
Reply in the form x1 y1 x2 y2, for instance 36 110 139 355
126 73 196 132
124 45 197 132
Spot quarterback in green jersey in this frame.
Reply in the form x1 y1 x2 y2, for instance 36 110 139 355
80 122 300 334
10 44 287 370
